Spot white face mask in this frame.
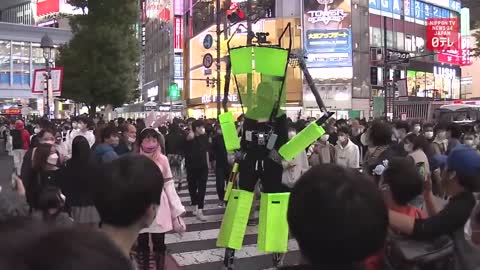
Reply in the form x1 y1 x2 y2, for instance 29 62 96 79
464 139 475 147
198 127 206 135
424 131 434 139
288 131 297 139
47 153 59 165
413 126 421 133
34 128 40 134
320 134 330 142
404 143 414 153
127 136 136 144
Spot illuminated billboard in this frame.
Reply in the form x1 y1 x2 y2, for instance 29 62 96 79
145 0 171 22
37 0 60 17
303 0 352 68
369 0 456 22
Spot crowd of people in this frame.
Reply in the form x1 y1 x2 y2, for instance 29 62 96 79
0 114 479 270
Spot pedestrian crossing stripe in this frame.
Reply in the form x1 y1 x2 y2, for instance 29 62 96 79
167 179 300 269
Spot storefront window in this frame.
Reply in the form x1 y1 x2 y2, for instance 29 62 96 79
370 27 382 47
12 41 30 86
0 40 10 85
408 69 460 99
396 32 404 50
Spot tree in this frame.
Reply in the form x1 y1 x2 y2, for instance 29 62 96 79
57 0 140 117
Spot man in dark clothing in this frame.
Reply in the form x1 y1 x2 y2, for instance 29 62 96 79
114 124 136 156
165 123 185 186
184 120 209 221
94 127 119 163
212 125 231 204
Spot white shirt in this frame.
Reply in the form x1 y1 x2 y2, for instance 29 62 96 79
335 139 360 169
67 129 95 158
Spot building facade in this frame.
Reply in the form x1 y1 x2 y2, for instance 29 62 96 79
0 22 72 115
0 0 35 25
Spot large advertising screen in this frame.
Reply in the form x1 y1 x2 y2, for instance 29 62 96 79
303 0 352 68
145 0 171 22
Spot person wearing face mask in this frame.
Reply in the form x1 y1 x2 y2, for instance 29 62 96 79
423 123 435 141
67 117 95 158
136 128 186 270
184 120 210 221
389 145 480 270
309 134 335 165
281 127 309 189
334 126 360 169
20 128 57 203
212 124 231 205
94 126 119 163
26 143 62 211
115 124 137 155
463 133 477 150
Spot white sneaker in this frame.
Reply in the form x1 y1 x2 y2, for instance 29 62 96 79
196 209 207 221
192 206 198 216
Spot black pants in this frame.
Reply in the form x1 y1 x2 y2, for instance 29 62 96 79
186 167 208 209
239 153 284 193
216 166 231 201
137 233 166 253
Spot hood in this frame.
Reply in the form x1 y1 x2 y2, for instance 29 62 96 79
95 143 115 155
15 120 24 130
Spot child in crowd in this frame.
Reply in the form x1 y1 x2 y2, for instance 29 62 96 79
366 157 426 270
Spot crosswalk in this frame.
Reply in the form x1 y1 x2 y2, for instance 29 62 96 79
168 176 301 270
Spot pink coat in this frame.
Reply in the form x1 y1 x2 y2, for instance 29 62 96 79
139 149 185 234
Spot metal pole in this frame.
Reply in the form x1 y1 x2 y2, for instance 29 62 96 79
45 63 51 119
383 15 388 120
216 0 222 118
246 0 253 110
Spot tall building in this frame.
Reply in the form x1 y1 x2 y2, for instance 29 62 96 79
0 0 35 25
124 0 184 119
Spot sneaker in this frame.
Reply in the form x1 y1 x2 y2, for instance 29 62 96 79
192 206 198 216
196 209 207 221
217 202 225 208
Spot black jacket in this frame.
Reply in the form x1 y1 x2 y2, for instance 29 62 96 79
57 158 98 208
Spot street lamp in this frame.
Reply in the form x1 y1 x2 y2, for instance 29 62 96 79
40 33 54 119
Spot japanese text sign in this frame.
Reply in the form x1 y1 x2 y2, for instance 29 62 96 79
427 18 459 51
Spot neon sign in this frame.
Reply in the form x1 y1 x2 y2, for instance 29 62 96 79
307 0 347 25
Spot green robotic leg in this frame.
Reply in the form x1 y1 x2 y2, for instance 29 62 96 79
216 189 254 250
257 192 290 253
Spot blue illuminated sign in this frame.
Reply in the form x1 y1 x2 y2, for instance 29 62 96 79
369 0 456 21
305 29 352 68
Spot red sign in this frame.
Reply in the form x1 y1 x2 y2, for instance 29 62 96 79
426 18 459 51
438 36 473 66
174 16 183 50
36 0 60 17
2 109 22 115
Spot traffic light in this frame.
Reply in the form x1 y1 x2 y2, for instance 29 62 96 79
169 83 180 99
226 2 246 24
370 67 378 86
206 77 210 88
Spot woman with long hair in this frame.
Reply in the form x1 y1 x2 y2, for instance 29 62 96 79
28 143 62 211
135 128 185 270
57 136 100 226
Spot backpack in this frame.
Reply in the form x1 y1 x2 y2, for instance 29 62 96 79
384 233 455 270
10 129 23 150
